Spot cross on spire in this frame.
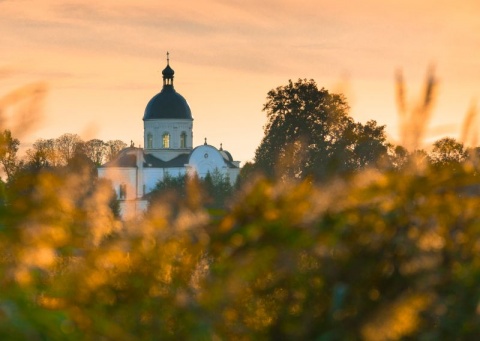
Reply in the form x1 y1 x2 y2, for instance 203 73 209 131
167 51 170 65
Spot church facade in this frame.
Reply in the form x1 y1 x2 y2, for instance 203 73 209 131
98 57 240 218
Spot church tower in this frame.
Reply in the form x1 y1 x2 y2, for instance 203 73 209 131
143 53 193 161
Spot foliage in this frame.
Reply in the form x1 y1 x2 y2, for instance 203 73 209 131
148 172 189 208
0 129 21 181
203 165 480 339
389 145 409 170
83 139 107 166
236 160 255 189
3 150 480 339
203 168 233 209
24 135 127 170
149 169 233 210
105 140 128 162
254 79 389 181
430 137 467 168
350 120 390 168
56 133 83 165
3 77 480 339
25 138 60 168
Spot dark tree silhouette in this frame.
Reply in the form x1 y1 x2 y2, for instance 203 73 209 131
254 79 389 181
429 137 467 168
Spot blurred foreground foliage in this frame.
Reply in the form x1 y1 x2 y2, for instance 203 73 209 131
2 74 480 339
2 153 480 340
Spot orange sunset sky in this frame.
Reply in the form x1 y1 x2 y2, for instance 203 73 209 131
1 0 480 163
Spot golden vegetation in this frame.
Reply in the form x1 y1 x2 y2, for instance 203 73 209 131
1 74 480 340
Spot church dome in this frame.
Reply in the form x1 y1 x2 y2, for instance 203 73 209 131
143 53 193 120
143 88 192 120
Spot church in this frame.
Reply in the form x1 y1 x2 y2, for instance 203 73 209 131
98 55 241 218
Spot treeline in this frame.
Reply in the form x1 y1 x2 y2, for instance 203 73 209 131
248 79 476 182
149 169 235 211
152 79 476 211
0 131 127 183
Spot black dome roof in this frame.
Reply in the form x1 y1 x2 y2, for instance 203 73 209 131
143 87 192 120
144 54 192 120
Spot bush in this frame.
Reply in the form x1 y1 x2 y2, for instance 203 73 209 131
2 157 480 339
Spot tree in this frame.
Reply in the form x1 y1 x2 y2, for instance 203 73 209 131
153 172 187 194
429 137 467 168
25 138 59 169
149 170 234 211
84 139 107 166
148 173 188 209
105 140 127 162
235 161 256 189
204 168 233 209
351 120 389 168
56 133 82 165
389 145 409 170
254 79 389 181
0 130 21 182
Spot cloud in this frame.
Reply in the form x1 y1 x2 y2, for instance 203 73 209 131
0 63 76 82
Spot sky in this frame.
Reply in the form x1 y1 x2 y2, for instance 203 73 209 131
1 0 480 163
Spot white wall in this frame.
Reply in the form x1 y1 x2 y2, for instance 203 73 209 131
98 167 137 200
187 145 239 184
144 118 193 161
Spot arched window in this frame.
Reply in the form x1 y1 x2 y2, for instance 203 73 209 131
180 131 187 148
162 133 170 148
147 133 153 149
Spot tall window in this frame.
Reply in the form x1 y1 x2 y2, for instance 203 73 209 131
162 133 170 148
180 131 187 148
147 133 153 148
119 183 127 199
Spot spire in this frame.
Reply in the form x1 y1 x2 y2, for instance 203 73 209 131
162 51 174 87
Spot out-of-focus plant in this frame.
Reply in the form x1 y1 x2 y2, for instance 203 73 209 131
201 160 480 340
0 82 47 138
1 158 211 339
2 73 480 340
396 67 437 151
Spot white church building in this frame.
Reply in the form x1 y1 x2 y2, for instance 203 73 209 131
98 56 240 218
